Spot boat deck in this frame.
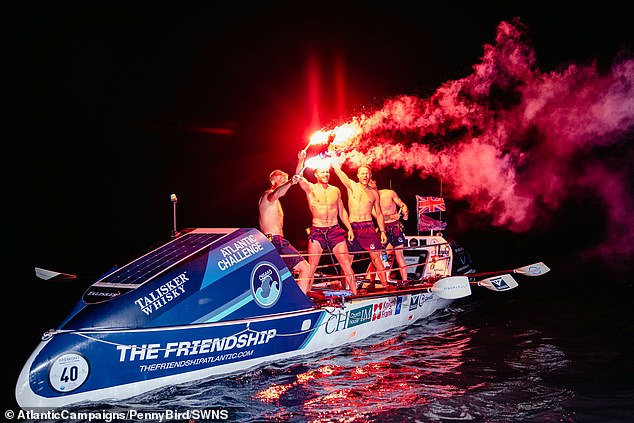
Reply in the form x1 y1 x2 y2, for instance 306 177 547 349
307 279 434 306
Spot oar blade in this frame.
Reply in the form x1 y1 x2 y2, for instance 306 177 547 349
35 267 78 281
478 274 518 291
431 276 472 299
514 262 550 276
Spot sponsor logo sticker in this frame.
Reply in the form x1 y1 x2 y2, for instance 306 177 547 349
134 272 189 316
409 294 420 311
49 353 90 392
489 276 511 290
251 262 282 308
348 305 373 328
372 303 383 321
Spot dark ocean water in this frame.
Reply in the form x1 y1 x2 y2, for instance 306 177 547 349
9 256 632 423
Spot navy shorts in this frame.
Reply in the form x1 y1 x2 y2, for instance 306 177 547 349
347 221 381 252
268 235 306 270
308 225 347 250
384 220 405 247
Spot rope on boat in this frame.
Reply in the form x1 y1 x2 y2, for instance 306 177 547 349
280 241 452 282
53 308 347 350
291 257 450 283
282 242 451 258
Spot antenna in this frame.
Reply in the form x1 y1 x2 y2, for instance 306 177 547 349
438 178 443 225
170 193 179 238
435 178 444 236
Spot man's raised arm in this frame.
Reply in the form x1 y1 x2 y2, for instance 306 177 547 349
331 156 352 190
295 149 306 176
296 150 311 192
266 178 295 202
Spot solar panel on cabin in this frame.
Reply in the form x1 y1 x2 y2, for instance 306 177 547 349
97 233 223 286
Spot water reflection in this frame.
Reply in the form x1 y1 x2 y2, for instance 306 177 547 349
253 310 475 422
241 305 575 423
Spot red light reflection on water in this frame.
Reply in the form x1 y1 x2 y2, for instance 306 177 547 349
254 324 472 421
254 366 336 403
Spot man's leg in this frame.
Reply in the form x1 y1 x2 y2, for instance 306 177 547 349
368 251 389 289
307 240 323 291
394 248 409 281
365 262 376 282
333 242 357 295
294 259 312 293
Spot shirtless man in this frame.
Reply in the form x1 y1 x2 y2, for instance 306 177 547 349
297 150 357 294
331 159 389 289
367 178 410 282
259 161 311 293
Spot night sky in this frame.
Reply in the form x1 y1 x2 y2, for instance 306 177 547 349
5 3 633 270
4 0 634 344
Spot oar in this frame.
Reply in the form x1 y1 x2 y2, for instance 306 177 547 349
35 267 78 281
431 276 472 299
314 271 524 304
340 275 472 302
424 274 518 296
405 274 517 296
468 262 550 279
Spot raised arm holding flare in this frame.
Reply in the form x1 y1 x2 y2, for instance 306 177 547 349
297 150 356 294
331 158 390 289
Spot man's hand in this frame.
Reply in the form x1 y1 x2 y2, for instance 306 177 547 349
401 207 409 221
291 174 301 185
380 231 387 245
298 150 307 160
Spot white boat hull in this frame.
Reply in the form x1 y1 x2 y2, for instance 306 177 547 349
16 291 449 409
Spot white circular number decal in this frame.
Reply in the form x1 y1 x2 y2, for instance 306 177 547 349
49 353 89 392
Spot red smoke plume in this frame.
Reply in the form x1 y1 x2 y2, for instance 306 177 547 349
330 18 634 256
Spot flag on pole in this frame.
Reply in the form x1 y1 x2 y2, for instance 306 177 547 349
416 195 446 213
417 214 447 232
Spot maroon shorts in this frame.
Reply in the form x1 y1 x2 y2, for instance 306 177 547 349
347 221 381 252
308 225 347 251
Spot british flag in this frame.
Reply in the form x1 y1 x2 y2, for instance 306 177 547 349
416 195 446 214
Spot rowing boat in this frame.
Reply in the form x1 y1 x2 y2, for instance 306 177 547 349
15 227 549 409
